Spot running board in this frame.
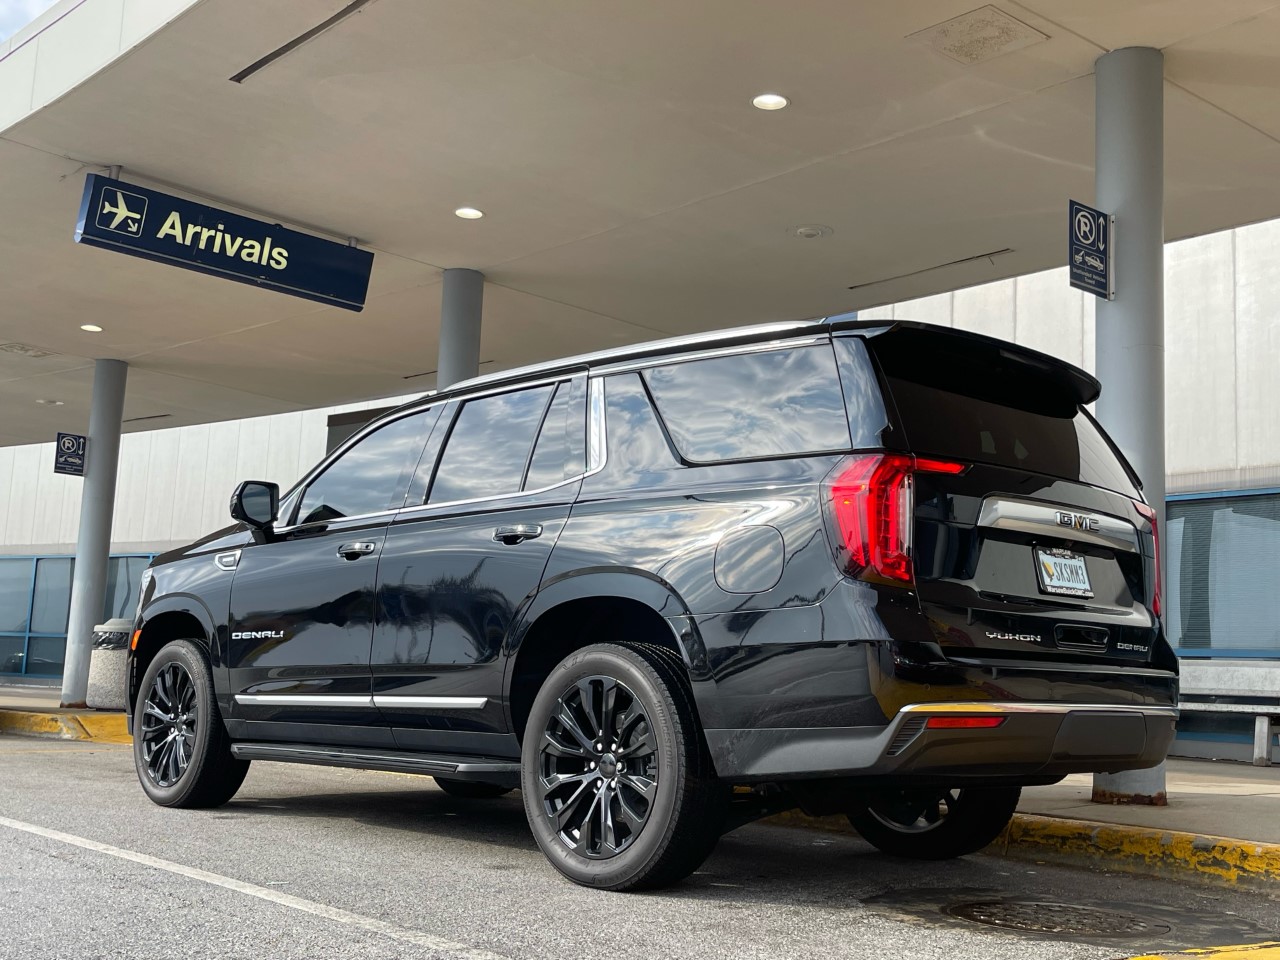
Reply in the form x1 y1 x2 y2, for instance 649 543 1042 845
230 742 521 787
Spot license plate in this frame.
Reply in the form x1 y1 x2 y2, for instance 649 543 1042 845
1034 548 1093 598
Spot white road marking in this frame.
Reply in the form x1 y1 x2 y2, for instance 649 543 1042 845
0 814 507 960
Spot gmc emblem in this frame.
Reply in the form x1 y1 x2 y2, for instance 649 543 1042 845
1056 511 1100 532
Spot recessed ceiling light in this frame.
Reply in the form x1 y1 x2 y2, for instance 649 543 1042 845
454 207 485 220
80 323 103 332
752 93 789 111
790 224 834 240
36 399 64 406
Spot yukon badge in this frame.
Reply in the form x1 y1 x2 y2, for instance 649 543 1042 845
1055 510 1100 533
987 630 1042 644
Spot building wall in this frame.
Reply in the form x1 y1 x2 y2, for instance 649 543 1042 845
1 218 1279 555
859 218 1280 495
0 395 416 556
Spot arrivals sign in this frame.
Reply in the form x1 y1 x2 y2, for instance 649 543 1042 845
74 175 374 311
1068 199 1113 300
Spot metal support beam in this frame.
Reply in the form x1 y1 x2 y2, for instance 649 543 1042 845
437 268 484 389
60 359 128 707
1091 46 1167 805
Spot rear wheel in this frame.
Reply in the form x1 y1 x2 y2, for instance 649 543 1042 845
521 642 722 891
433 777 512 799
133 639 249 808
846 786 1020 860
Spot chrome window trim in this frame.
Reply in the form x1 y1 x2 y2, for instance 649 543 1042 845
976 496 1140 554
234 694 373 707
372 695 488 710
591 334 831 377
272 508 397 537
394 372 598 518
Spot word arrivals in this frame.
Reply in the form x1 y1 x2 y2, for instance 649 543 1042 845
154 212 289 270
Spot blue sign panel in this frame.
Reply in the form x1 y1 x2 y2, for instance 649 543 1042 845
1068 199 1112 300
74 175 374 311
54 433 87 477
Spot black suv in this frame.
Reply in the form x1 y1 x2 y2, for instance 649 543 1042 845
127 319 1177 890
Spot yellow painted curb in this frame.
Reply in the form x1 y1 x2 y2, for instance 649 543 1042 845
1128 943 1280 959
764 809 1280 889
1000 813 1280 889
0 709 129 744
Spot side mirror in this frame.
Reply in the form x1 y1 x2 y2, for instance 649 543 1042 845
230 480 279 530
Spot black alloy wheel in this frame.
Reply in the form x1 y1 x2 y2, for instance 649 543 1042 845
538 675 658 858
132 639 250 808
846 785 1021 860
520 642 724 890
140 661 198 787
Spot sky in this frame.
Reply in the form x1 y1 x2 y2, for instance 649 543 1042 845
0 0 60 42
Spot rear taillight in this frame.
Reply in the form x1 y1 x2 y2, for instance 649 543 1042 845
1133 500 1162 618
828 453 966 584
925 716 1006 729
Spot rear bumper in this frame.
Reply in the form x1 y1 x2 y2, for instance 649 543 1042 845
705 701 1177 782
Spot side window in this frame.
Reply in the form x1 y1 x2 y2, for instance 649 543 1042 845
524 380 586 491
832 336 891 449
295 412 430 525
642 344 852 463
429 385 554 504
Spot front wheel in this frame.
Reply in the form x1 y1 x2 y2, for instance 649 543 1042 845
521 642 723 891
133 639 249 808
846 786 1020 860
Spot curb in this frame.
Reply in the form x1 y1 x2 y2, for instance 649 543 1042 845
1128 945 1280 959
0 708 130 744
765 809 1280 889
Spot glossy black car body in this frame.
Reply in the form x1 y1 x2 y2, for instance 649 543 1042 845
127 318 1177 872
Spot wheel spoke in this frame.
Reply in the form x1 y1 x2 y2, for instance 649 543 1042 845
616 787 649 830
617 729 655 760
619 772 655 797
541 730 586 759
598 782 619 852
555 703 595 754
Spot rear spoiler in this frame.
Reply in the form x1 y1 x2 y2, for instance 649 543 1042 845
828 318 1101 406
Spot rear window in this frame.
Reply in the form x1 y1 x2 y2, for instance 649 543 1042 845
642 344 852 463
877 362 1139 497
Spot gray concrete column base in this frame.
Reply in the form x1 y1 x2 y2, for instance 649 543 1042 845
1091 761 1168 805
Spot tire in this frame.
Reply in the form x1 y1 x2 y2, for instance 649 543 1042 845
846 785 1020 860
132 639 249 809
521 641 723 891
433 777 513 799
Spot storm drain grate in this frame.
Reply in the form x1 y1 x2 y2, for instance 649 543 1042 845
946 901 1172 937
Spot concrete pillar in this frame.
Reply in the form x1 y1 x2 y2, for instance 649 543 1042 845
60 359 128 708
438 268 484 389
1091 47 1167 805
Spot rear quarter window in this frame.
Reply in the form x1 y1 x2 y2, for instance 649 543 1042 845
641 344 852 463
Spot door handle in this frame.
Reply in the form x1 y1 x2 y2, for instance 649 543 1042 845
492 523 543 545
337 541 378 560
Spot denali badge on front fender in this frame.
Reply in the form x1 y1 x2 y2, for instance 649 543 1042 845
986 631 1042 644
1055 510 1100 532
231 630 285 640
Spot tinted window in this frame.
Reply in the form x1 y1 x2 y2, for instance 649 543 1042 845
884 376 1140 497
0 559 30 633
643 345 852 463
430 386 554 503
31 558 72 634
602 373 681 484
524 381 586 491
103 556 150 621
296 412 430 524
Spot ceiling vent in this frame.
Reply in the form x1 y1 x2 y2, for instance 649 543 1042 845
0 342 57 359
909 6 1048 65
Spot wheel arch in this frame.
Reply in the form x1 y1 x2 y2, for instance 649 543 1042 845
505 572 707 743
128 599 216 721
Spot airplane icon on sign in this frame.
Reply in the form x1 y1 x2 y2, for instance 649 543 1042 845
97 188 147 235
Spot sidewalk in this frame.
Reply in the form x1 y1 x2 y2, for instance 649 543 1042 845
0 683 129 743
1021 760 1280 846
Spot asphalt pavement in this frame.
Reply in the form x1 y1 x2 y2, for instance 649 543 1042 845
2 735 1276 960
